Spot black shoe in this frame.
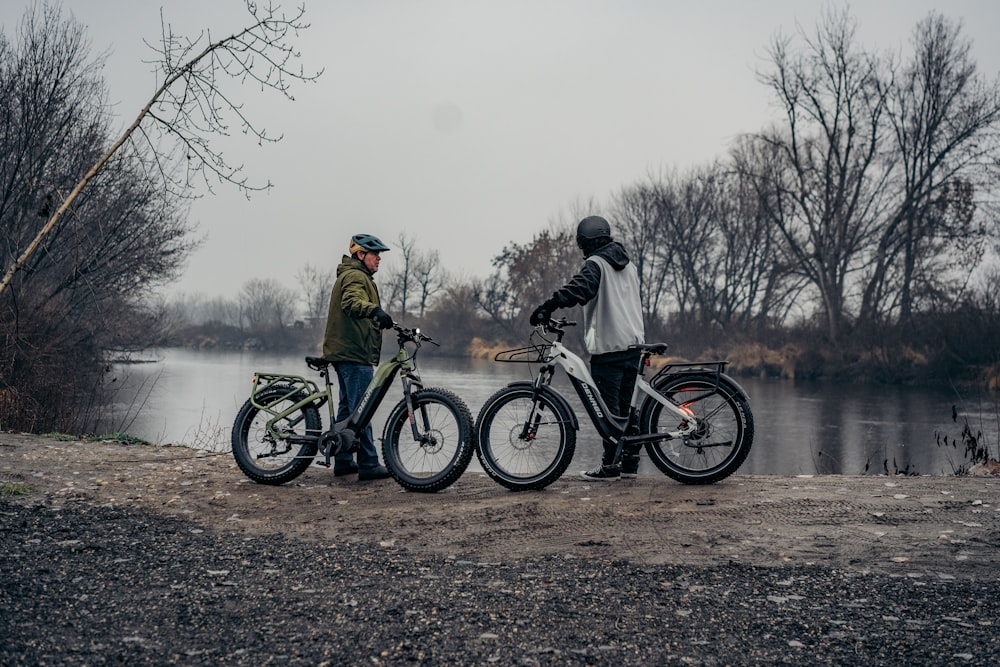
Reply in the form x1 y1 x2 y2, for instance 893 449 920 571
358 465 392 481
333 462 358 477
581 464 620 481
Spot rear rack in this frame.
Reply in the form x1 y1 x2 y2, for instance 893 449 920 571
650 360 731 393
250 372 320 410
656 360 729 374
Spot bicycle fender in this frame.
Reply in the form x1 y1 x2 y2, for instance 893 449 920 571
503 381 580 431
652 369 751 403
720 373 750 403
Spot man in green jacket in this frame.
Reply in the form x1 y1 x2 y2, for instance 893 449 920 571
322 233 395 480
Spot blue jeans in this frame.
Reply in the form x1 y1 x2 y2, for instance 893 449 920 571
331 362 380 470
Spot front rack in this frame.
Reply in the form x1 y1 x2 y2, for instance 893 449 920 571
494 344 551 364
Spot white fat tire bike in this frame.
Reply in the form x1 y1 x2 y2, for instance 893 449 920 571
474 319 754 491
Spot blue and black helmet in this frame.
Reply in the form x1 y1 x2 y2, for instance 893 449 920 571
349 233 391 254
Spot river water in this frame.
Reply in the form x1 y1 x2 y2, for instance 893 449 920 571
103 348 998 477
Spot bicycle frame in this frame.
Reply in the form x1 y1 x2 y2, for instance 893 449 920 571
535 338 699 450
248 326 431 464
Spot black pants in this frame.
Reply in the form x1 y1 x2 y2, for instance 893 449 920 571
590 348 642 464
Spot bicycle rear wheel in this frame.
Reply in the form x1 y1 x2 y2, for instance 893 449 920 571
640 374 753 484
231 386 321 485
382 388 475 493
475 385 576 491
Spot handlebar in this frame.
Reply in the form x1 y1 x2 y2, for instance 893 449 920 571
393 322 440 347
534 317 575 340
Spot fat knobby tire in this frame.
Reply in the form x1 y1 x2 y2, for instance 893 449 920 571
475 385 577 491
382 388 475 493
640 374 754 485
231 387 320 485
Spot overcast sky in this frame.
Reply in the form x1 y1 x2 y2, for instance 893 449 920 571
3 1 999 299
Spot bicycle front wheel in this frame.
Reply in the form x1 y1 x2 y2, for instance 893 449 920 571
382 388 475 493
231 386 321 485
640 374 754 484
475 386 576 491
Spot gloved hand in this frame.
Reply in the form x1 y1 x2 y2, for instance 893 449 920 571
372 307 394 330
529 298 559 326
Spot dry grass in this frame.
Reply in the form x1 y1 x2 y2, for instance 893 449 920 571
985 363 1000 392
466 336 512 360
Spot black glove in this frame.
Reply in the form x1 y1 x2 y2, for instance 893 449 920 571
529 298 558 326
372 307 394 330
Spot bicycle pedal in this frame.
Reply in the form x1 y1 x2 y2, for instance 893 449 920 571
315 460 331 468
322 439 335 467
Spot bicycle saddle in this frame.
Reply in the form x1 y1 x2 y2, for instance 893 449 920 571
305 356 332 370
630 343 669 355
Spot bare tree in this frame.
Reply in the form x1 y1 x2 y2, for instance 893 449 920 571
239 277 296 332
612 175 674 324
859 13 1000 325
0 5 194 311
615 158 806 337
724 140 810 328
381 232 418 317
193 295 242 327
753 6 892 343
411 249 446 318
492 227 579 316
0 0 320 296
381 232 447 318
295 262 336 326
661 166 727 326
472 273 518 333
0 4 196 430
419 278 491 351
161 292 241 327
0 1 318 430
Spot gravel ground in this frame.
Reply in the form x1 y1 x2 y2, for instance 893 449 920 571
3 500 998 666
2 434 999 665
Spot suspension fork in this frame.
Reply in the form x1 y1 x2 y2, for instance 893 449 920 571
401 370 432 442
519 365 555 440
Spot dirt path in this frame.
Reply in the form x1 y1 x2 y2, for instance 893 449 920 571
3 432 999 577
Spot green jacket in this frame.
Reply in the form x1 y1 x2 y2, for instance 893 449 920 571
322 255 383 364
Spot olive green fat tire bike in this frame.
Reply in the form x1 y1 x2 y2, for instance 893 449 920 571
231 323 475 492
475 318 754 491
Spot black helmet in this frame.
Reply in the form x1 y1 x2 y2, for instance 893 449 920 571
576 215 611 249
349 233 390 254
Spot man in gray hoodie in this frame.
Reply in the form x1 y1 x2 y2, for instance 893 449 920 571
529 215 646 480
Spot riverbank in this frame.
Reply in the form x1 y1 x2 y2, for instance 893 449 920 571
3 433 1000 664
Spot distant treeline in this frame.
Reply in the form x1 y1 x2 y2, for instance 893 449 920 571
160 229 1000 388
164 270 1000 390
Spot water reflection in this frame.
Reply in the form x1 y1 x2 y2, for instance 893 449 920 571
104 349 998 476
